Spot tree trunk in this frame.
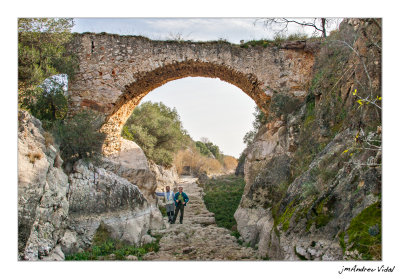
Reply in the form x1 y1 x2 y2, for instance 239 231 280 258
321 18 327 37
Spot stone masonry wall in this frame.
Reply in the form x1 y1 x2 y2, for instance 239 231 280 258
68 34 318 155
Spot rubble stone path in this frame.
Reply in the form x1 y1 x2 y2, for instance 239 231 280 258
144 176 259 260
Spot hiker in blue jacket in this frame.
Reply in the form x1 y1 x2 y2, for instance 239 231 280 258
172 186 189 224
155 186 175 223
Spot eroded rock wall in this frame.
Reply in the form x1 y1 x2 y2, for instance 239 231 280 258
64 160 164 254
235 18 382 260
18 111 69 260
18 113 169 260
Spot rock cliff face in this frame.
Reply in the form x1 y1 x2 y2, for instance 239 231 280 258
149 162 179 192
100 139 157 199
18 113 176 260
63 160 164 254
100 138 179 195
235 19 382 260
18 111 69 260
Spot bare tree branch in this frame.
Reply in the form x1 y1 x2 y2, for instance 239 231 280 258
258 18 334 37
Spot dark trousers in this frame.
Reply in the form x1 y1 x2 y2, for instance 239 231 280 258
166 204 174 223
166 211 174 222
173 203 184 224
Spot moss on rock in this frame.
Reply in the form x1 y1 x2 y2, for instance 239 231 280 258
346 201 381 260
277 200 296 232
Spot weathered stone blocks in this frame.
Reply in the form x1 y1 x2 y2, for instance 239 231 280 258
68 34 317 155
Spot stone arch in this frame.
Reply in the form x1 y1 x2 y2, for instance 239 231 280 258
100 60 270 155
67 33 317 156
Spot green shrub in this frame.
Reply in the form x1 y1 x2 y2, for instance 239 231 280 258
305 196 336 231
195 139 224 161
195 141 212 157
20 79 69 130
65 236 161 261
52 110 106 165
277 200 296 231
240 39 271 48
270 93 302 118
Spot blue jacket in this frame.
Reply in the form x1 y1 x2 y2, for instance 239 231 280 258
174 192 189 206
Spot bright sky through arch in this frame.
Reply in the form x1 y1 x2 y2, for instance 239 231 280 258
139 77 256 158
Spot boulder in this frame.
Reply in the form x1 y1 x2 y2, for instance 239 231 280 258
67 160 165 251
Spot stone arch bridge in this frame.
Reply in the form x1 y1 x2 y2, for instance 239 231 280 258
68 33 318 155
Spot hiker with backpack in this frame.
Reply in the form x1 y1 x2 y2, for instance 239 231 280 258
172 186 189 224
155 186 175 223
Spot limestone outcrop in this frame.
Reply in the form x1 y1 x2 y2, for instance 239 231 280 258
18 111 69 260
149 161 179 192
100 138 179 196
18 112 169 260
100 139 157 199
64 160 164 253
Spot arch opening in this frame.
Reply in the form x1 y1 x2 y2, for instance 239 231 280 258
100 60 271 155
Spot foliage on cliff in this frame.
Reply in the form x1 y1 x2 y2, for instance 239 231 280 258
293 19 381 177
52 110 106 165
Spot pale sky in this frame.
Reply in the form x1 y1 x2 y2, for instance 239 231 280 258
141 77 256 158
71 18 345 157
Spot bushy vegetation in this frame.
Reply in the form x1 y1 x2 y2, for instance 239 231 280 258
65 222 160 261
200 174 245 231
195 141 213 157
269 92 302 119
240 32 309 48
21 78 69 130
222 155 238 171
195 139 223 161
18 18 77 107
18 18 75 130
122 101 191 167
52 110 106 165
